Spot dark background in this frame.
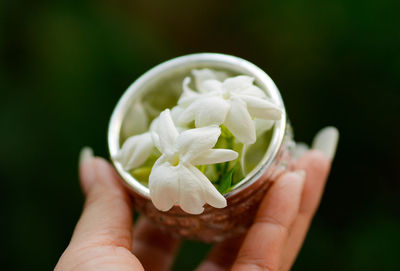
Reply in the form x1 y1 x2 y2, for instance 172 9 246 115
1 0 399 270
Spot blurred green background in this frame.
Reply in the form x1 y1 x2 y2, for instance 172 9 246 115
1 0 399 270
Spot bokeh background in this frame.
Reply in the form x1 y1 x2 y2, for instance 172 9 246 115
1 0 399 270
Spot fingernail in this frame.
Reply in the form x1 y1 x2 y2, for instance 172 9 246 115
293 142 309 160
79 146 94 165
311 126 339 160
79 147 96 193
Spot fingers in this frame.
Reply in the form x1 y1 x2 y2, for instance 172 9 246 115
231 170 306 271
131 217 181 271
281 127 339 270
196 234 245 271
69 147 134 250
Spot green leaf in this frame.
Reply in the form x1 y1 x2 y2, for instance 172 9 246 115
218 169 234 194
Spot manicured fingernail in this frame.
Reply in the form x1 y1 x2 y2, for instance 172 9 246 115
311 126 339 160
293 142 309 160
79 146 94 165
79 147 96 193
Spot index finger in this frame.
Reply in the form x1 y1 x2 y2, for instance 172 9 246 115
231 170 306 271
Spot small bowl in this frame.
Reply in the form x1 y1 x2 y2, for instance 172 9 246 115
108 53 294 242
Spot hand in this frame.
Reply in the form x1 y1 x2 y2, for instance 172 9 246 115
55 127 338 271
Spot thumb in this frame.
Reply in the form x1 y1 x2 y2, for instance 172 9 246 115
69 147 134 250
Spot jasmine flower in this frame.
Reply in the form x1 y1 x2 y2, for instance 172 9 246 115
177 70 282 144
149 109 238 214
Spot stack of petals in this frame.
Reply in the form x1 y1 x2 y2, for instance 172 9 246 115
115 69 282 214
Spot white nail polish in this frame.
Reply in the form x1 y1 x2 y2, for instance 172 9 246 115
79 146 94 164
293 142 309 160
311 126 339 160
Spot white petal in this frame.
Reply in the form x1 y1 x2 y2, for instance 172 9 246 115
192 68 227 92
170 106 185 121
191 149 238 165
120 100 149 139
238 95 282 120
178 77 200 107
176 165 207 214
200 79 223 93
222 75 254 93
170 106 187 128
175 125 221 162
178 96 230 127
175 164 227 214
224 97 256 144
155 109 179 155
240 85 267 98
239 119 274 175
240 144 248 175
114 133 154 170
150 131 161 152
255 118 275 137
187 165 227 208
177 100 197 124
149 156 179 212
194 96 230 127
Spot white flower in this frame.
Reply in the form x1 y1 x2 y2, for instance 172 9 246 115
149 109 238 214
177 70 282 144
115 106 186 171
191 68 229 92
114 131 154 171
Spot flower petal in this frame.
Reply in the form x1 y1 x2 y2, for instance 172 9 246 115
192 68 227 92
149 156 179 211
222 75 254 93
191 149 238 165
194 96 230 127
114 133 154 170
176 164 208 214
174 164 227 214
177 100 197 125
178 96 230 127
240 85 267 98
240 144 248 175
170 106 188 130
254 118 275 137
224 97 256 144
121 100 149 140
200 79 222 93
238 95 282 120
150 162 226 214
170 106 185 121
155 109 179 156
175 125 221 162
187 164 227 208
178 77 200 107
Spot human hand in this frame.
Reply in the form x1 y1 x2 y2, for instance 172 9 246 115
55 127 338 271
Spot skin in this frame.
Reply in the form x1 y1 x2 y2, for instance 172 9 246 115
55 149 331 271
